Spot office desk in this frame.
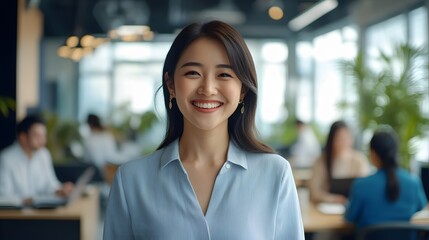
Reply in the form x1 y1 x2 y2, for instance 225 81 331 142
0 186 99 240
293 168 312 188
299 188 429 233
302 203 353 232
412 205 429 225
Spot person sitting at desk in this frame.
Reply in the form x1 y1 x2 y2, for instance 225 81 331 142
309 120 370 204
345 130 427 230
0 115 74 204
82 113 120 171
289 119 321 169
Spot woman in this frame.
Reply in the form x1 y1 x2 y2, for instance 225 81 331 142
309 120 370 203
345 130 427 230
103 21 304 239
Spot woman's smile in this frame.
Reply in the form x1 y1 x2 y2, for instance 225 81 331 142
192 100 224 112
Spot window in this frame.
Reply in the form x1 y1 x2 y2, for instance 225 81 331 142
312 26 358 130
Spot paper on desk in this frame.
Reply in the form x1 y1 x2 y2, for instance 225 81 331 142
0 197 22 208
317 203 345 215
412 206 429 220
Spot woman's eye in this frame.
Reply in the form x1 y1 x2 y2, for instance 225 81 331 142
185 71 200 76
218 73 232 78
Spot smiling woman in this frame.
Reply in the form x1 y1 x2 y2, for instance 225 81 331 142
103 20 304 240
166 37 244 133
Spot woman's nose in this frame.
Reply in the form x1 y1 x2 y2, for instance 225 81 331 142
197 77 218 96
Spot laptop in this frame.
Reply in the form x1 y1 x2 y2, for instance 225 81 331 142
0 167 95 209
329 177 356 198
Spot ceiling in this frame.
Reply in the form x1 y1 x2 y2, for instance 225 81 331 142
37 0 355 39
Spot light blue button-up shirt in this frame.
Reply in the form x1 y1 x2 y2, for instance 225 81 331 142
103 139 304 240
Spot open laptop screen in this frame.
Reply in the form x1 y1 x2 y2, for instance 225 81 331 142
329 178 356 198
32 166 95 209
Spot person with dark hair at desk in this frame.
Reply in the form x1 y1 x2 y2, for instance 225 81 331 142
0 115 74 204
309 120 370 204
82 113 119 170
345 130 427 230
289 119 321 169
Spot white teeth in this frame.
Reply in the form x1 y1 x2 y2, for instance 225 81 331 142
193 102 221 109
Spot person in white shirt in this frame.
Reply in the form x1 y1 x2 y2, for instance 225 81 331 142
82 113 120 170
0 115 74 204
290 119 321 168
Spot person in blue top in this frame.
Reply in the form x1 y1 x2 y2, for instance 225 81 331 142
103 20 304 240
345 130 427 231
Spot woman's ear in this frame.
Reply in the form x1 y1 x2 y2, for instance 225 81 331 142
165 72 175 96
240 87 248 100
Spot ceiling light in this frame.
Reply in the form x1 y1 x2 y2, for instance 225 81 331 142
268 6 284 20
288 0 338 31
192 0 246 25
57 35 108 61
108 25 154 42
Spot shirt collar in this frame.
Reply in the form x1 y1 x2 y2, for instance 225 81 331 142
226 140 248 169
159 138 248 170
160 139 181 169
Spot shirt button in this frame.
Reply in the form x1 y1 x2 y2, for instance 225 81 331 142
225 163 231 169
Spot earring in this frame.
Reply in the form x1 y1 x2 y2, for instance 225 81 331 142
169 95 174 110
240 101 244 114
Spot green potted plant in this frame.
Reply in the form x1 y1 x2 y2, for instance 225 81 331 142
0 96 16 117
340 43 429 170
43 112 82 164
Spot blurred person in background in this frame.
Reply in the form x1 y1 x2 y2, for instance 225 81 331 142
82 113 120 171
0 115 74 204
289 119 321 169
309 120 370 204
345 130 427 230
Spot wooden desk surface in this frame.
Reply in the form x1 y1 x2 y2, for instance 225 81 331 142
302 203 353 232
293 168 312 188
0 186 99 240
299 188 429 232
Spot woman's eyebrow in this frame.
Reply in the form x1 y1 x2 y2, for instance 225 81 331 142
179 62 232 69
216 64 233 69
179 62 202 68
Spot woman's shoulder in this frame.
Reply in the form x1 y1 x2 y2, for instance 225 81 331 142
246 151 291 172
117 148 164 175
396 168 423 184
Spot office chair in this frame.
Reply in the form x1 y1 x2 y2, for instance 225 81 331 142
357 222 429 240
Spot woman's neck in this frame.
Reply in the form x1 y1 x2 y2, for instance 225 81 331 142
179 125 229 166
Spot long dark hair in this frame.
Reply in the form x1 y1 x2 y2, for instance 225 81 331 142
157 20 273 153
370 130 400 202
324 120 348 179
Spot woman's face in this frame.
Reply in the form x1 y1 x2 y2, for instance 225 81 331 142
369 148 382 168
333 127 354 152
167 37 244 132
